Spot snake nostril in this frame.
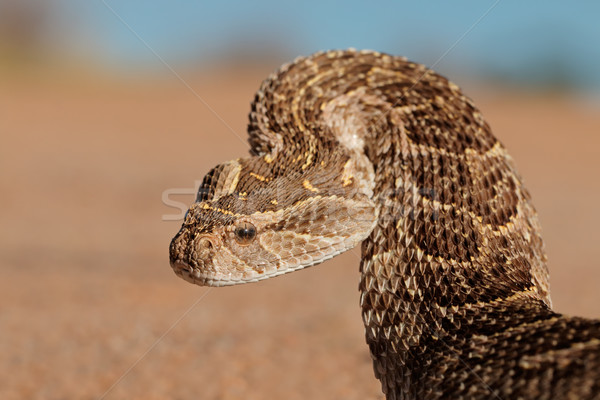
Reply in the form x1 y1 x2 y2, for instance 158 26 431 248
195 236 216 254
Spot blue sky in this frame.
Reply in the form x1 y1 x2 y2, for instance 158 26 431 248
44 1 600 91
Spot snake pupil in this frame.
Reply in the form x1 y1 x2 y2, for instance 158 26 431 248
234 222 256 245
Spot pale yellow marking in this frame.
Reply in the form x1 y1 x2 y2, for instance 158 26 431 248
270 199 278 205
302 179 319 193
228 167 241 194
264 154 274 164
212 160 241 199
484 141 504 157
393 103 430 115
302 151 314 170
291 69 332 133
288 68 329 171
340 159 355 188
200 203 241 217
301 135 317 170
217 208 236 216
367 67 413 87
249 172 270 182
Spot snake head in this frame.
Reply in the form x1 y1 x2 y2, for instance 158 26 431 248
169 188 378 287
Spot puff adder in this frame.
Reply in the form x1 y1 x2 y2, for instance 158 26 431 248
169 49 600 399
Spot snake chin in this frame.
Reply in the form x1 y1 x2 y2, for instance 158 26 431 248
172 264 221 286
170 258 236 287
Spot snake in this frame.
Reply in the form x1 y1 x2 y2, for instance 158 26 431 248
169 49 600 399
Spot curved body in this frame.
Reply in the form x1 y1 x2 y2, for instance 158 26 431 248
170 50 600 399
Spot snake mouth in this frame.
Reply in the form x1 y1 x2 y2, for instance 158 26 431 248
170 259 244 287
171 259 211 286
170 259 193 275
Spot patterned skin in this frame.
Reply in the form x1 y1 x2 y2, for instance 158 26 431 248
170 50 600 399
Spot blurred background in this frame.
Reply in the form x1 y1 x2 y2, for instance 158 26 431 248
1 1 599 399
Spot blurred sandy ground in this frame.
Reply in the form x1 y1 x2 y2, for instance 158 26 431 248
1 12 600 400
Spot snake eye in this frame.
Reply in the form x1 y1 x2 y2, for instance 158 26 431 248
234 222 257 245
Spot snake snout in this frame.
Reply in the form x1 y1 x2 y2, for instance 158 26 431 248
169 228 192 267
169 228 220 272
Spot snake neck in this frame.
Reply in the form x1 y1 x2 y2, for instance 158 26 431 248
354 95 552 397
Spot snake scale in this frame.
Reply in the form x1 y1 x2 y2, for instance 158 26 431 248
169 50 600 399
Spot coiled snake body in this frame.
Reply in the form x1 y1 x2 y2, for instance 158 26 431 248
170 50 600 399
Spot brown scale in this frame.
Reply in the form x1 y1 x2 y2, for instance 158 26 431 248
172 50 600 399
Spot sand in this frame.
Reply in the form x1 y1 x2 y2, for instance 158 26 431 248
1 67 599 399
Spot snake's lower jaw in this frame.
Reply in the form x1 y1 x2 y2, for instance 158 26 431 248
170 260 197 283
170 259 189 275
170 259 230 287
